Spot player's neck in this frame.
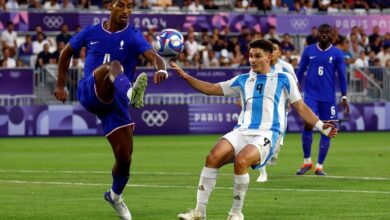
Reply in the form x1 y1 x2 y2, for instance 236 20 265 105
254 66 270 75
104 20 127 32
271 59 278 66
318 42 331 50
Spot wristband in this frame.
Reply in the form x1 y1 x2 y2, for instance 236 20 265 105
314 120 324 131
342 96 347 100
157 70 168 79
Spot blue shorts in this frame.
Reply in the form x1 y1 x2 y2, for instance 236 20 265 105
77 74 133 136
304 96 338 121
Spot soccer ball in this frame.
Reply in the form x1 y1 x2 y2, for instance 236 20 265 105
154 29 184 59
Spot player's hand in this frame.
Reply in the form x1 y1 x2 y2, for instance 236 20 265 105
153 70 168 84
321 123 337 138
342 99 349 116
169 61 189 79
54 86 68 103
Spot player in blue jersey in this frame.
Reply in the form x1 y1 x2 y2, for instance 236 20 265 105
54 0 167 219
296 24 349 176
257 38 298 183
172 39 337 220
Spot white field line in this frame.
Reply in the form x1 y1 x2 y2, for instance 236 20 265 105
0 179 389 195
0 170 389 181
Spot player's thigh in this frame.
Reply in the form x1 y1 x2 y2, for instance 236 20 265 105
304 96 320 116
235 144 261 167
318 101 338 121
206 138 235 167
93 62 123 101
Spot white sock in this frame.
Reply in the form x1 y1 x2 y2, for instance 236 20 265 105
316 163 323 169
259 166 266 175
304 157 312 164
126 87 133 103
110 188 122 202
196 167 218 217
231 173 250 214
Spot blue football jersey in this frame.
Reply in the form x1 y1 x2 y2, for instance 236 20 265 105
69 22 152 81
296 43 347 102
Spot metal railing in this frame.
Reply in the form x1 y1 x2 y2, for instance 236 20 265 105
3 65 390 106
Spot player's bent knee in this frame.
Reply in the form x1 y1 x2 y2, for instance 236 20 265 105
109 60 124 76
205 153 222 167
234 156 249 168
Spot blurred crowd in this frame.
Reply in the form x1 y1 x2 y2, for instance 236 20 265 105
0 0 389 12
1 20 390 73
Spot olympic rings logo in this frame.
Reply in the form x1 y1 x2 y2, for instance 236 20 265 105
290 19 309 30
141 110 169 127
43 16 64 29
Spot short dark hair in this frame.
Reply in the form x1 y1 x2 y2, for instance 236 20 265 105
268 38 281 48
248 39 273 54
319 23 332 31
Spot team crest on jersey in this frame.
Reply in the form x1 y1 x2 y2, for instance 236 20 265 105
119 40 124 50
329 56 333 63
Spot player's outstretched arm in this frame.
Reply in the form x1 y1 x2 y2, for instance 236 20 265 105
143 49 168 85
292 100 337 138
54 43 73 103
169 61 224 96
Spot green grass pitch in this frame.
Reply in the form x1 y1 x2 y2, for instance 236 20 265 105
0 132 389 219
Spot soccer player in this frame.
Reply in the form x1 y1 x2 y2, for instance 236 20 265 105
296 23 349 176
257 38 298 183
172 39 337 220
54 0 168 219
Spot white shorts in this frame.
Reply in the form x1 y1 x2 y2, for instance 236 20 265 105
222 129 273 169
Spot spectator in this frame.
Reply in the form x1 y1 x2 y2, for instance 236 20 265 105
28 0 42 9
383 32 390 48
32 25 51 46
184 31 199 61
204 0 219 10
306 26 318 46
0 48 16 68
32 32 50 54
78 0 90 9
349 33 365 58
280 33 295 54
18 34 34 66
1 21 17 57
370 37 382 54
230 44 244 67
353 51 369 68
16 58 26 67
188 0 204 12
138 0 151 9
377 45 390 67
331 26 345 45
51 41 66 63
155 0 172 8
219 48 231 66
56 24 72 45
43 0 60 10
368 26 381 46
5 0 19 10
254 0 272 12
61 0 75 9
263 25 280 41
35 43 53 69
203 49 219 67
0 0 6 11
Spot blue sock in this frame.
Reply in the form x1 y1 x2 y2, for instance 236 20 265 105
114 73 132 103
302 130 313 159
318 135 331 165
112 171 129 195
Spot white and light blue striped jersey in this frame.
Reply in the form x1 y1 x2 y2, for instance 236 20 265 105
272 58 298 137
219 70 302 142
272 58 298 83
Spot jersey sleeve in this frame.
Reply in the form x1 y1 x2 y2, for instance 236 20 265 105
285 63 298 83
219 75 241 97
133 29 152 54
286 74 302 104
336 49 348 96
296 47 309 82
69 26 89 52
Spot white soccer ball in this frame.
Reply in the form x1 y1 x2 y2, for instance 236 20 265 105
154 28 184 59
